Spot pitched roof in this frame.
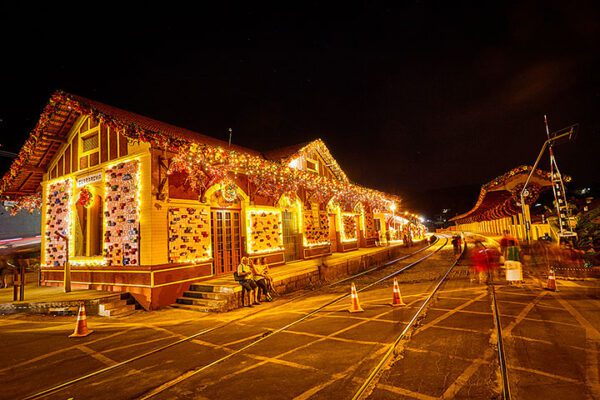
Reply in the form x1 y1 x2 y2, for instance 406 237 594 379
264 139 350 183
450 165 557 223
0 91 260 196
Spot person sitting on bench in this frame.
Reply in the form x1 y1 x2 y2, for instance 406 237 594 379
237 257 259 307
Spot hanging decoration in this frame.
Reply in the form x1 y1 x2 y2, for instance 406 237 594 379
77 187 94 208
303 211 330 246
44 179 72 267
3 193 42 216
168 206 212 263
341 214 358 242
246 208 284 254
221 180 238 202
1 90 405 218
104 160 140 266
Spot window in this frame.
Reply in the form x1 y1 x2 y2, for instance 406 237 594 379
81 133 99 153
305 158 319 173
74 184 103 257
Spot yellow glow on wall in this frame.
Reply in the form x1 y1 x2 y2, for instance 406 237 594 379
246 207 284 254
341 212 358 243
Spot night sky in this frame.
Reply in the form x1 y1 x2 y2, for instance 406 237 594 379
1 2 599 217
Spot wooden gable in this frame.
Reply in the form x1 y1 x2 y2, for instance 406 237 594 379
47 115 131 180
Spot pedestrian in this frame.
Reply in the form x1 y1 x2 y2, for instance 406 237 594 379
236 257 259 307
385 230 391 246
251 257 273 302
472 248 490 284
451 235 459 256
500 230 522 285
375 229 381 247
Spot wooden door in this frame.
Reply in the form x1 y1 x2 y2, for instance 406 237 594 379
282 210 300 262
329 214 338 252
211 209 241 275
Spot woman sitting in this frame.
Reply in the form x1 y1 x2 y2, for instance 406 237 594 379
251 257 273 302
237 257 259 307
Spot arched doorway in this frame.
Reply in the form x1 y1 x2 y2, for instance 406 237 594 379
206 181 247 275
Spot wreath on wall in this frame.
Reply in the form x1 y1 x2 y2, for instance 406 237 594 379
77 187 94 208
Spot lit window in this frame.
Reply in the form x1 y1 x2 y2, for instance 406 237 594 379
306 158 319 173
74 184 103 257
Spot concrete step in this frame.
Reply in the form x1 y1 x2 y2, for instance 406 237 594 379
176 296 228 309
189 283 238 294
182 291 229 300
107 304 135 317
99 303 136 317
171 303 219 313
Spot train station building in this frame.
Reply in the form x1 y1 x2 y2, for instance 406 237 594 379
0 91 425 309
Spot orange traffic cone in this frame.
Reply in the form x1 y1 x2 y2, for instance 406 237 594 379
348 282 364 313
545 268 557 292
390 278 406 306
69 302 94 338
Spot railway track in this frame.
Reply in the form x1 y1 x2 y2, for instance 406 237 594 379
23 237 449 400
351 236 512 400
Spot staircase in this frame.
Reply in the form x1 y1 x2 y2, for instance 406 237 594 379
98 293 137 317
172 282 242 312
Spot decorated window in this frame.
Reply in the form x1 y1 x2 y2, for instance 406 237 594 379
168 206 212 263
104 160 140 266
341 214 358 242
73 183 103 257
44 179 72 267
247 209 284 254
365 212 376 238
303 210 330 246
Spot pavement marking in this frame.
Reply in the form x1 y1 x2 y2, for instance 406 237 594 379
404 346 493 365
292 344 390 400
508 364 584 384
221 332 266 348
197 306 405 392
246 354 320 371
415 292 488 334
555 295 600 397
77 345 118 367
441 347 496 399
428 325 489 334
429 306 492 315
0 327 136 374
501 290 548 337
103 336 178 354
377 383 438 400
284 329 388 346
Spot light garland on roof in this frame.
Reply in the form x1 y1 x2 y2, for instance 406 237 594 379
1 91 404 214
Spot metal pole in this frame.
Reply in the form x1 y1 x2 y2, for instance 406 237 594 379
520 128 573 245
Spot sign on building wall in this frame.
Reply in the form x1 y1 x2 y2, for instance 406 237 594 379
76 172 103 188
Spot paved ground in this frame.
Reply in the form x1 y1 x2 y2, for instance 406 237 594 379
1 235 598 400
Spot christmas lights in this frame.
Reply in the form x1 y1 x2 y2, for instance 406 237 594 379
246 207 284 254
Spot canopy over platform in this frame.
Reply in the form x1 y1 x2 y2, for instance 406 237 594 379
450 165 562 224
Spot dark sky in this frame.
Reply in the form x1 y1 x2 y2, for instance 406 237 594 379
1 2 599 217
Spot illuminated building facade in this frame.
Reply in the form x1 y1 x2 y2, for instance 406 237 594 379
0 92 424 309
